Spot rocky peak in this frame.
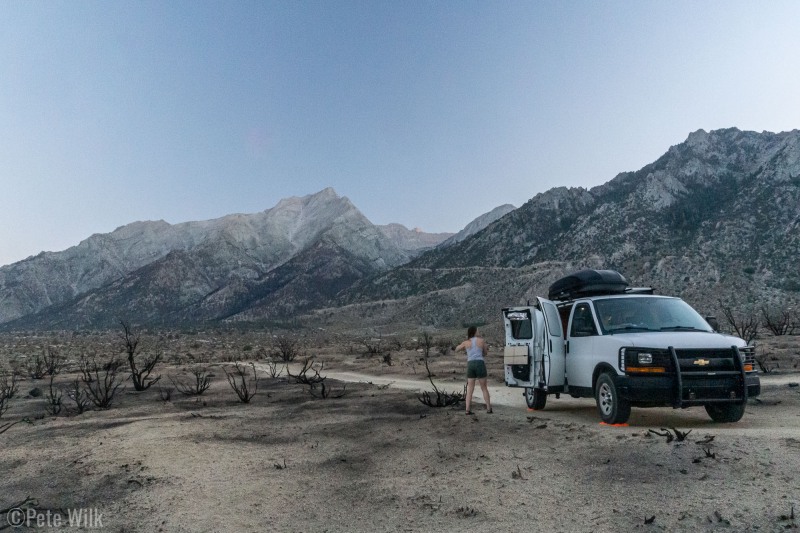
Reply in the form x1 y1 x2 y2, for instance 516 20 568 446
440 204 516 246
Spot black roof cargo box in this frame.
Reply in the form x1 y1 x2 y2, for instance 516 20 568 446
548 269 629 301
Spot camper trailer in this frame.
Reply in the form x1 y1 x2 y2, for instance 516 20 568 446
503 269 760 424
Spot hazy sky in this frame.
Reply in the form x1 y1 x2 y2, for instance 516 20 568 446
2 1 799 267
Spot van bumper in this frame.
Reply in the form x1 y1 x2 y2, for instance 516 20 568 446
617 374 760 406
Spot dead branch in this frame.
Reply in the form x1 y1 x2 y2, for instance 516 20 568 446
417 356 465 407
43 346 64 376
25 352 47 380
273 335 300 362
120 320 162 391
266 360 283 378
44 375 63 416
286 358 326 387
0 418 32 436
0 495 38 518
67 378 91 414
760 306 795 336
79 353 125 409
672 428 692 442
308 381 347 399
224 362 259 403
648 428 674 443
171 366 212 396
719 301 759 343
158 386 173 403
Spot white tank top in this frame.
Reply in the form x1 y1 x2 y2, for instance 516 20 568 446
466 337 484 362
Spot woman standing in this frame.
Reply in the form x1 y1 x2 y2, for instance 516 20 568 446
455 326 492 415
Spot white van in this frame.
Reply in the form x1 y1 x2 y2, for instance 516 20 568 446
503 270 760 424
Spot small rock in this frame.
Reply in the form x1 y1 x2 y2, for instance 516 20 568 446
29 387 43 398
788 382 799 388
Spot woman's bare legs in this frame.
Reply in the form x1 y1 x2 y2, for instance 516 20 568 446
466 378 476 413
478 377 492 412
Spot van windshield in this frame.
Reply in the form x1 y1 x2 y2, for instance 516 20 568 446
594 297 713 334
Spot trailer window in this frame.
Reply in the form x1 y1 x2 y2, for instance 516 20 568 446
507 310 533 340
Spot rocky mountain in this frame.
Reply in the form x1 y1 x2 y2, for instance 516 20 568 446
333 128 800 330
377 224 453 253
439 204 516 247
4 128 799 332
0 188 451 329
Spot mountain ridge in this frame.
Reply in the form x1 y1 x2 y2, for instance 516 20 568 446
3 127 799 331
332 127 800 330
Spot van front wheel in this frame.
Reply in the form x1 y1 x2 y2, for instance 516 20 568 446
705 402 745 423
525 387 547 410
595 373 631 424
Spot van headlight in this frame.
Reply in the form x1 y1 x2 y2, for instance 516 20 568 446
621 348 668 374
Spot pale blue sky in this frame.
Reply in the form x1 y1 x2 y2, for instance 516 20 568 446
2 1 799 266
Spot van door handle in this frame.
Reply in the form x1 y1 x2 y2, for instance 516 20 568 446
549 339 552 352
566 340 569 354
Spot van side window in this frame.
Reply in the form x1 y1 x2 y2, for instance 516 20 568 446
570 303 597 337
542 302 563 338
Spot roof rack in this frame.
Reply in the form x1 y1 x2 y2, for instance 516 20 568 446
625 287 654 295
548 269 629 301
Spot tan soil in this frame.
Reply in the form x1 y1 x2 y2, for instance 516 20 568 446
2 347 800 532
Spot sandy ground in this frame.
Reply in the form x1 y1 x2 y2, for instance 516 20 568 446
2 355 800 532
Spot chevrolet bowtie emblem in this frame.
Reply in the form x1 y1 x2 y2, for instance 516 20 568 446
693 359 711 366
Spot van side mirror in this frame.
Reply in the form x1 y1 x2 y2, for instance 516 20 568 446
705 315 719 332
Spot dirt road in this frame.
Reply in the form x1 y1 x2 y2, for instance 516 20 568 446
301 367 800 436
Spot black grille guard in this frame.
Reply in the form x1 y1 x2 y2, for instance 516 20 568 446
667 345 748 408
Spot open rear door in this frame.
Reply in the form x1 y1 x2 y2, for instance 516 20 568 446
502 307 540 387
537 297 566 390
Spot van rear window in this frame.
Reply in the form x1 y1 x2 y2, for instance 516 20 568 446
507 310 533 339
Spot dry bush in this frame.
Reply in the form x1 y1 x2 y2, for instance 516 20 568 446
361 337 383 358
120 320 162 391
0 377 12 418
26 352 47 380
761 307 796 336
44 375 63 416
43 346 64 376
67 378 91 414
436 338 453 356
266 360 283 378
79 353 125 409
0 418 31 435
418 331 434 358
418 355 465 408
286 358 327 387
719 302 760 343
171 366 212 396
308 381 346 399
754 344 778 373
273 335 300 362
382 352 393 366
0 371 19 401
158 386 174 403
224 362 259 403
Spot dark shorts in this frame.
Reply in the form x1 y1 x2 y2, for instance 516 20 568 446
466 360 487 379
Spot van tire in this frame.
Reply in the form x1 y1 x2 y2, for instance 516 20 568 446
525 388 547 410
705 402 746 423
595 373 631 424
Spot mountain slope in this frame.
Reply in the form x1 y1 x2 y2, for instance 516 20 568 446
337 128 800 327
0 188 424 328
439 204 516 247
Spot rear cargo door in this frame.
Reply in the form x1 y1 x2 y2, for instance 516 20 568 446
502 308 539 387
537 297 566 388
